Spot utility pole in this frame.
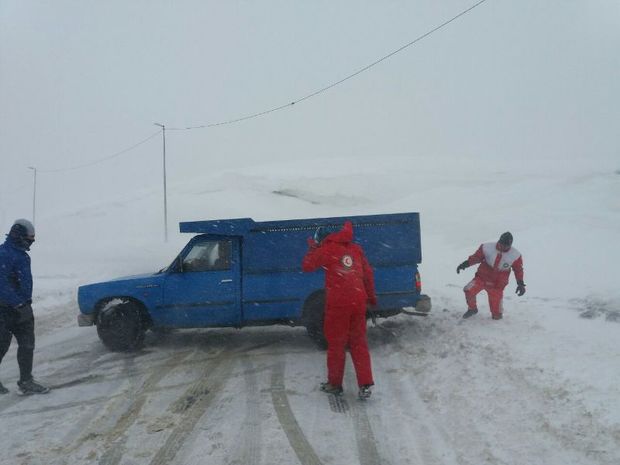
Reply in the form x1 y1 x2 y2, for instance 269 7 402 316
154 123 168 241
27 166 37 225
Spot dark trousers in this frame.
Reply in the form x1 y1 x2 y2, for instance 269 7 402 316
0 307 35 382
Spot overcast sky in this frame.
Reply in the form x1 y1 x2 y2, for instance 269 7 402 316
1 0 618 227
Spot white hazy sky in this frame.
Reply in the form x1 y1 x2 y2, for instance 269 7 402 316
1 0 619 227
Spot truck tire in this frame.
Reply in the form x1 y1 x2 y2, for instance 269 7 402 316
96 300 145 351
303 292 327 350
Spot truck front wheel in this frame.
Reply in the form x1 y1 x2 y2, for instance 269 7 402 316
96 300 145 351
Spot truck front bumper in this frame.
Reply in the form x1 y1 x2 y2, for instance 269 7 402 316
77 312 96 327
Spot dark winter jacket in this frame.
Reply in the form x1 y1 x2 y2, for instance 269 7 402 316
302 221 377 309
0 236 33 309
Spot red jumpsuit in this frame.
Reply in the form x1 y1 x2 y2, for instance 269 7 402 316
302 221 377 388
464 242 524 317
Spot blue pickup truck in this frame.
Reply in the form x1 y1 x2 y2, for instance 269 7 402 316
77 212 431 351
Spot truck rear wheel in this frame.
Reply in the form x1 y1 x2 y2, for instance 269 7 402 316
96 300 145 351
303 293 327 350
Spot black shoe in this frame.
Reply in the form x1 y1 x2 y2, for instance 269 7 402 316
17 379 50 395
492 313 503 320
462 309 478 319
320 382 343 396
358 384 372 400
0 382 8 394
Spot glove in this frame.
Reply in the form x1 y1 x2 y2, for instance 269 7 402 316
314 226 330 244
516 280 526 296
456 260 469 274
307 237 318 248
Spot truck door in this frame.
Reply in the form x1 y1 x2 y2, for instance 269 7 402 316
160 237 241 327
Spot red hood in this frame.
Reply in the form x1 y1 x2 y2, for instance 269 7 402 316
324 221 353 244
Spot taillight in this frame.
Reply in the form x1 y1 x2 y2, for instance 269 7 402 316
415 272 422 292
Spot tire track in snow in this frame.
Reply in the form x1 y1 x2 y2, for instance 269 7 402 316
353 409 382 465
227 358 262 465
147 349 235 465
381 356 460 465
343 371 383 465
271 361 324 465
44 349 194 461
51 340 268 464
96 349 195 465
373 322 469 465
0 339 109 415
351 402 383 464
0 379 208 420
0 338 182 416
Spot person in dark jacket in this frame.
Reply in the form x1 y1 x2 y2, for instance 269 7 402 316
0 219 49 394
302 221 377 399
456 232 526 320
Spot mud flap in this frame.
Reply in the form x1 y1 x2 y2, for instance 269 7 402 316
401 294 431 316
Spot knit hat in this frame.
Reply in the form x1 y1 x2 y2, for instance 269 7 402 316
8 219 35 250
9 219 35 237
498 231 513 246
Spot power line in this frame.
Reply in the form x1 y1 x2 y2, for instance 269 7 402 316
168 0 488 131
14 0 488 176
37 130 162 173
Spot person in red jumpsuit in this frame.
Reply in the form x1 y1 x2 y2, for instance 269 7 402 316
456 232 526 320
302 221 377 399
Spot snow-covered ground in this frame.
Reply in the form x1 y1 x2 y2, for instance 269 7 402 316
0 156 619 465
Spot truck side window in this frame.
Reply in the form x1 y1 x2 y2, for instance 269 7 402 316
183 240 231 272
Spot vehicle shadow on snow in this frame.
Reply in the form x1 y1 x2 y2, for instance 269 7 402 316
142 326 318 355
140 320 421 356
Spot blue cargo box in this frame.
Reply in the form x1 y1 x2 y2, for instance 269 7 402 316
180 212 422 269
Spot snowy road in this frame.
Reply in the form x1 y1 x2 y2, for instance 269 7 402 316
1 292 618 465
2 318 449 465
0 300 459 465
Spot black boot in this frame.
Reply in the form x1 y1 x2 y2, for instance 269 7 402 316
462 309 478 319
358 384 372 400
17 378 50 395
320 382 343 396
